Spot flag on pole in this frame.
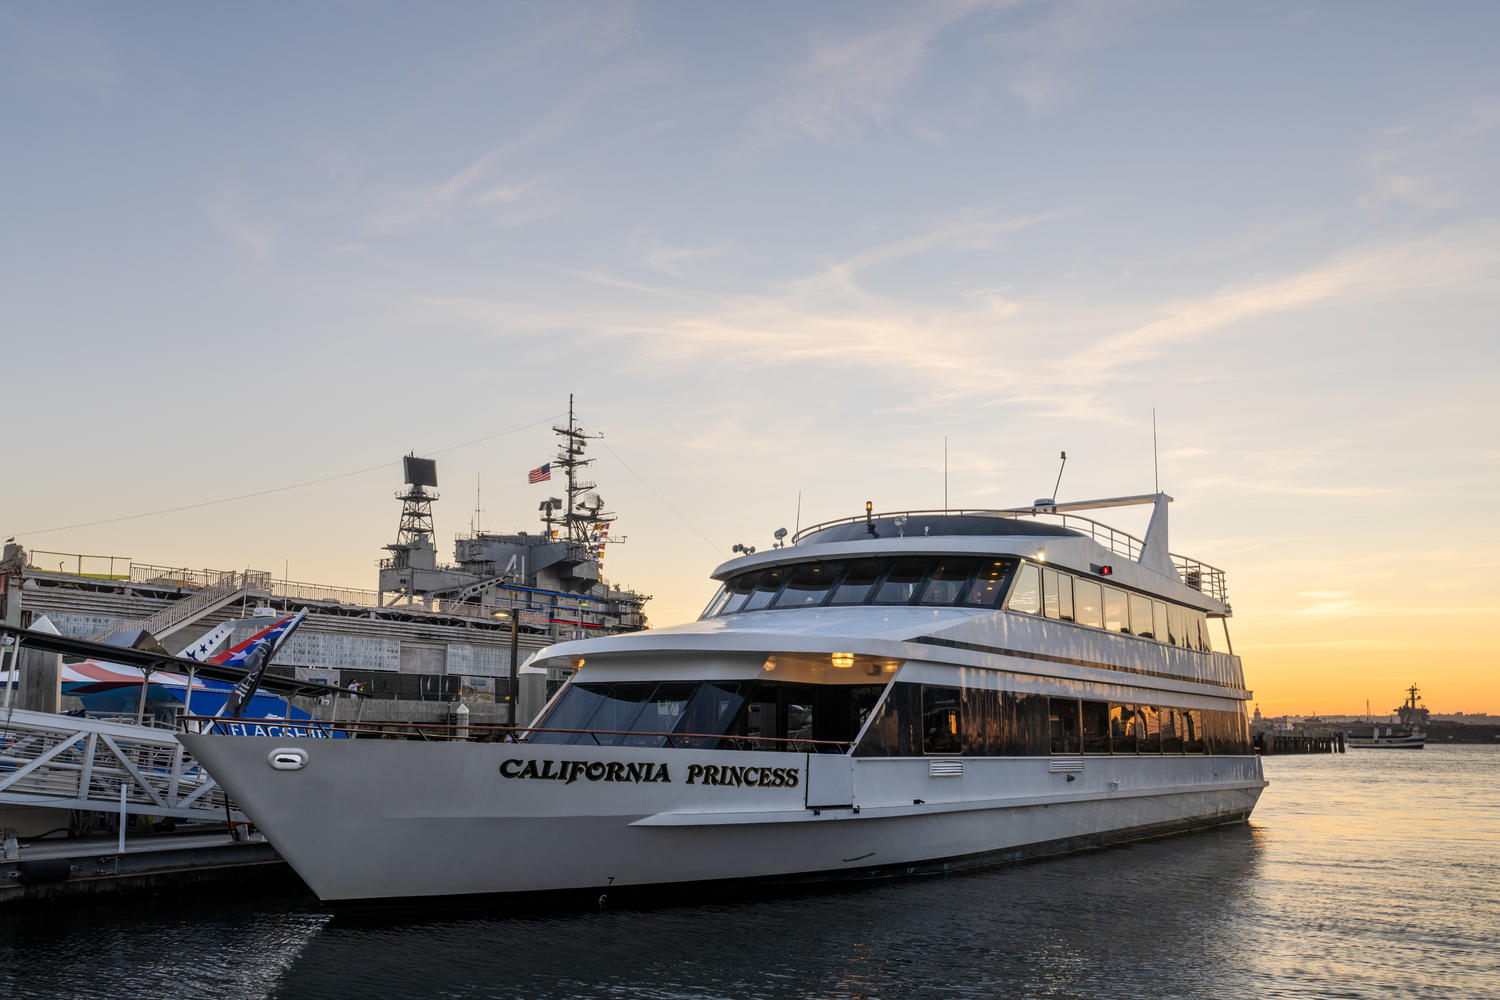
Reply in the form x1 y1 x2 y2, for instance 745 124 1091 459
528 463 551 484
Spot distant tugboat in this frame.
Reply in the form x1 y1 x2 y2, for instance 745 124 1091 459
1348 685 1427 749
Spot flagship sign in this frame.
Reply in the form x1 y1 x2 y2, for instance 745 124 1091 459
499 758 801 788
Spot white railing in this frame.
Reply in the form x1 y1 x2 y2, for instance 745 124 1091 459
0 708 242 821
92 572 253 641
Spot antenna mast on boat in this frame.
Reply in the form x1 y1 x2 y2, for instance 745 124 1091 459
1152 408 1160 494
550 394 617 551
1052 451 1067 501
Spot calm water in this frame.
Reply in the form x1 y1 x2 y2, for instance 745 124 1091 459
3 746 1498 1000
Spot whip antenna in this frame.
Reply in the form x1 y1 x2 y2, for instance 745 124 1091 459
1052 451 1067 502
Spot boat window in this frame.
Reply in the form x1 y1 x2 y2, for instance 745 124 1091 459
621 682 699 747
1183 709 1205 753
528 682 611 744
1152 601 1168 644
1103 587 1129 633
922 685 963 754
721 573 762 615
1073 579 1104 628
577 682 656 746
828 559 885 605
1167 603 1187 647
1160 707 1184 753
1109 704 1140 754
1137 705 1162 753
741 568 788 612
1042 569 1061 619
1129 593 1154 638
854 682 922 756
874 558 932 605
1008 563 1042 615
773 561 845 608
1081 700 1111 753
964 560 1014 607
674 681 752 748
1048 697 1081 754
1197 613 1214 652
699 585 730 620
920 559 977 605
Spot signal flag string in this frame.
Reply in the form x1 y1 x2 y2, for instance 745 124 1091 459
15 414 565 537
581 425 723 557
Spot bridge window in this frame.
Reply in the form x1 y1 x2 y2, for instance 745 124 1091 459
920 559 977 605
774 561 844 608
699 585 729 619
721 573 761 615
1009 563 1042 615
965 560 1015 607
741 568 787 612
828 559 885 605
874 558 932 604
1043 568 1074 621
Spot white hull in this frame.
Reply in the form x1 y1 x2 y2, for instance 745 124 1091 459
182 736 1264 901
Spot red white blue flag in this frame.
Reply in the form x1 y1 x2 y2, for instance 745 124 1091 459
528 463 551 484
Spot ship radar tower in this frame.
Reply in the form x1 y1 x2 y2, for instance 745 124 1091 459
549 394 620 571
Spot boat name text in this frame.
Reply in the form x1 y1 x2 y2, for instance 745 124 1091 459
498 759 800 788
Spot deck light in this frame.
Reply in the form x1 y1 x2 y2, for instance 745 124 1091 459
831 652 854 669
1092 563 1113 576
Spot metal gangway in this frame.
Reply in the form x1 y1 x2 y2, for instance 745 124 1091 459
0 708 243 822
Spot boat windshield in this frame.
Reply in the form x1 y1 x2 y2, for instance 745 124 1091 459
703 556 1018 618
528 678 884 751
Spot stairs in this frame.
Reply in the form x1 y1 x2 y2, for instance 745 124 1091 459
91 571 255 643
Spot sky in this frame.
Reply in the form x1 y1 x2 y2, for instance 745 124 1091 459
2 1 1497 715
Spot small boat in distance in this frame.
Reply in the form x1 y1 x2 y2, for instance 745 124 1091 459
181 491 1266 903
1348 685 1428 749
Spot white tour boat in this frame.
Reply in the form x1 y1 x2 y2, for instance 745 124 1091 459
181 493 1265 902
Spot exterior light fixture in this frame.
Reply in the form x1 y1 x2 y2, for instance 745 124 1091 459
831 652 854 669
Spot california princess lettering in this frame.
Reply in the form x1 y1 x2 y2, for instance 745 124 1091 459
498 758 800 789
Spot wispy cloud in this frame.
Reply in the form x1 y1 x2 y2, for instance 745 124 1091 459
743 0 1007 149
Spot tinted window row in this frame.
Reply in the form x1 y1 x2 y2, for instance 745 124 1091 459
1009 562 1217 652
854 683 1252 757
530 679 883 752
700 558 1018 618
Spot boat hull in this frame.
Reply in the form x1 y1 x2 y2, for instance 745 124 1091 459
181 737 1265 902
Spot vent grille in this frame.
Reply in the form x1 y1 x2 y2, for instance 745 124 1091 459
1048 757 1085 774
928 759 964 777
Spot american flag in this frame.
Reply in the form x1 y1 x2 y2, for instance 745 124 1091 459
528 463 551 484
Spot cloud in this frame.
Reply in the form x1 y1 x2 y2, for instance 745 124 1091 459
743 0 1007 148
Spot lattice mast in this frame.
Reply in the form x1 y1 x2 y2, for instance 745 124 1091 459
551 394 616 545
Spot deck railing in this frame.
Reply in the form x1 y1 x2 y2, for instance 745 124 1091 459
792 508 1228 603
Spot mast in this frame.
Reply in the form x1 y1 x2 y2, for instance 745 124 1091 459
545 394 618 567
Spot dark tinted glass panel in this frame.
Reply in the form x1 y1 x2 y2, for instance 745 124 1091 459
1074 579 1103 628
530 683 609 744
721 573 761 615
621 682 697 747
580 682 655 746
922 685 963 754
874 558 931 604
964 560 1013 607
1009 563 1042 614
854 682 921 757
1110 703 1140 753
1104 587 1129 633
1130 593 1154 638
1081 700 1110 753
828 559 885 605
1160 707 1185 753
1183 708 1205 753
1049 698 1081 754
699 585 729 620
920 559 977 605
675 681 750 748
961 686 1001 756
1011 693 1053 755
741 568 788 612
774 562 844 608
1138 705 1162 753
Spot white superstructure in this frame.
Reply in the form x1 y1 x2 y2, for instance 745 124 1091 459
181 493 1265 902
